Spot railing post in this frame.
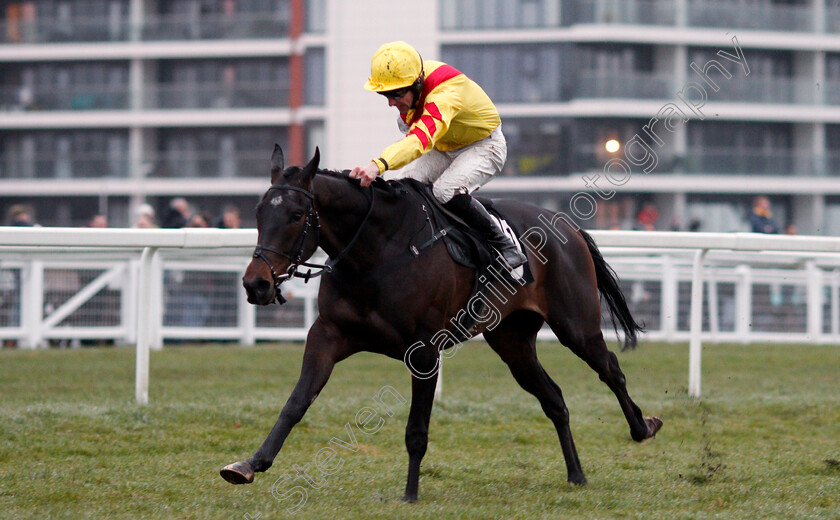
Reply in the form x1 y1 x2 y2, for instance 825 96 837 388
120 258 136 346
707 266 719 342
660 255 677 341
150 252 164 351
806 260 822 342
831 269 840 341
239 265 256 345
136 247 157 405
689 248 707 398
735 264 752 344
21 259 45 349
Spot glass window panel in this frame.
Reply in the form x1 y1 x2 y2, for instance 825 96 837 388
305 48 326 106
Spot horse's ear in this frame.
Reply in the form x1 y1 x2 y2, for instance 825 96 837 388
301 147 320 183
270 144 284 184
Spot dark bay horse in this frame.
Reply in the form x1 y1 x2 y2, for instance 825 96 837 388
221 145 663 502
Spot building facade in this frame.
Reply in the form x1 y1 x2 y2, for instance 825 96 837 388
2 0 840 234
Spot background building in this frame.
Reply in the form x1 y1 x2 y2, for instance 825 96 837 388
2 0 840 234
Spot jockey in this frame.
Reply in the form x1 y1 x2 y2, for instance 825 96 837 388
350 41 527 270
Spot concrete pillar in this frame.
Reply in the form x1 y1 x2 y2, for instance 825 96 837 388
793 194 824 235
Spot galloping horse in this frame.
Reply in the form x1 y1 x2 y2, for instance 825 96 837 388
221 145 663 502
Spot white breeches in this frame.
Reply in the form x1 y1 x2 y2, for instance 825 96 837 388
383 125 507 203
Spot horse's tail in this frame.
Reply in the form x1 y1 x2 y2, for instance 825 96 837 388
579 229 644 350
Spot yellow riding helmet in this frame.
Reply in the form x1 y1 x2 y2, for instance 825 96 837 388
364 41 423 92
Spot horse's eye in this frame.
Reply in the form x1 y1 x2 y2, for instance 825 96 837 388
290 210 305 222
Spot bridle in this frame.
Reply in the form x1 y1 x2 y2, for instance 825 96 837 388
252 181 375 304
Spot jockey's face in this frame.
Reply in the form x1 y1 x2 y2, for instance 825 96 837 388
387 89 415 115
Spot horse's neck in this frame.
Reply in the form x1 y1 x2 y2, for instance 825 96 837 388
312 174 380 265
312 174 419 270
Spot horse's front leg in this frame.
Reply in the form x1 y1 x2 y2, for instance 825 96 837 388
402 345 439 503
221 320 347 484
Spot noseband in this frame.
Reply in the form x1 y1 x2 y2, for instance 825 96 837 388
253 182 375 304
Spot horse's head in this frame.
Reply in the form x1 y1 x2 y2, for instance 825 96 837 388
243 145 322 305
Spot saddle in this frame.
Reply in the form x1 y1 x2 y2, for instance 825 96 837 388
395 179 530 276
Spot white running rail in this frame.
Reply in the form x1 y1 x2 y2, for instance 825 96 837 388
3 227 840 402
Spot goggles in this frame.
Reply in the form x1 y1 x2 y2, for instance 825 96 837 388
380 87 411 100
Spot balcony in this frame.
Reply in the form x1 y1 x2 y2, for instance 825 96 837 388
1 81 289 112
571 0 677 26
144 82 289 110
0 84 129 112
147 150 275 179
3 13 129 43
2 10 292 44
708 75 816 105
828 5 840 33
574 71 675 100
0 152 129 180
140 12 289 41
687 0 813 33
824 80 840 105
440 0 563 30
683 148 818 176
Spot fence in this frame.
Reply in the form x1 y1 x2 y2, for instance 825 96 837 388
2 227 840 403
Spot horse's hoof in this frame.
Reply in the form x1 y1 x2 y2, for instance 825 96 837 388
401 494 418 503
220 461 255 485
568 474 587 486
646 416 664 438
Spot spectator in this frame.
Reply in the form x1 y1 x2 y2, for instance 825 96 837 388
635 203 659 231
6 204 35 226
182 211 212 329
89 214 108 228
187 212 211 228
749 196 780 234
134 203 158 228
688 219 702 232
135 214 158 228
215 205 241 229
162 197 191 229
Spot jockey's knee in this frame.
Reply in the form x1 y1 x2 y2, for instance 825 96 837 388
433 183 469 204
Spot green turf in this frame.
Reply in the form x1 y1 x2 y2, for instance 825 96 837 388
1 341 838 519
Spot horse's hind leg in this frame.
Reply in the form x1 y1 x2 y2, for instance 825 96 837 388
484 311 586 485
549 319 662 442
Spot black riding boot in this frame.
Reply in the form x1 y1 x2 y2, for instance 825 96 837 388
444 194 527 269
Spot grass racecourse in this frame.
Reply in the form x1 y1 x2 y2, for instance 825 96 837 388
1 341 838 520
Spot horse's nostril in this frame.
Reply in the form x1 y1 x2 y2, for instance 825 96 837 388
244 277 272 299
254 279 271 293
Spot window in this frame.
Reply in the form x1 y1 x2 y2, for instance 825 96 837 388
154 127 288 178
440 0 562 30
502 118 569 176
0 130 127 179
305 48 326 106
157 58 288 109
442 44 567 103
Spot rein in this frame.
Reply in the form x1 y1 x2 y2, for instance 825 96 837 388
253 181 376 303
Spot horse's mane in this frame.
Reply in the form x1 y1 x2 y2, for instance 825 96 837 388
276 164 411 201
314 168 409 199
